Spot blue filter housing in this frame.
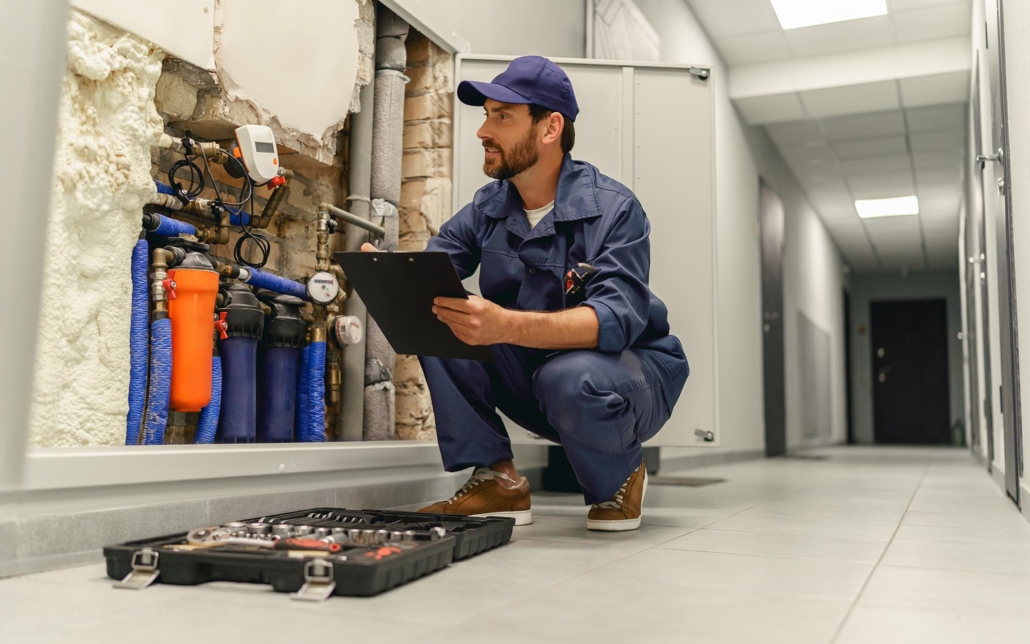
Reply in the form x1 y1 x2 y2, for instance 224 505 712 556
216 284 264 443
258 294 307 442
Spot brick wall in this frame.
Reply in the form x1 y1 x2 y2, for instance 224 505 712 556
394 32 455 441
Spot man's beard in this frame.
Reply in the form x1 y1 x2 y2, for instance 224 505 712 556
483 128 538 180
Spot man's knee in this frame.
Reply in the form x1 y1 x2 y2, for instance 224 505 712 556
532 351 617 412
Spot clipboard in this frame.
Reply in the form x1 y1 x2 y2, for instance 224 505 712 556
334 251 495 361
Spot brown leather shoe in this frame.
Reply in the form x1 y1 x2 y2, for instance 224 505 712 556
419 467 533 525
586 460 647 531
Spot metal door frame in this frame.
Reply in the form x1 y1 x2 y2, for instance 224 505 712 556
984 0 1022 502
759 178 786 456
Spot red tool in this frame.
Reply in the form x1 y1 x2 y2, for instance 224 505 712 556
564 263 597 295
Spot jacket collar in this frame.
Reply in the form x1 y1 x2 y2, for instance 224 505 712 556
476 154 602 223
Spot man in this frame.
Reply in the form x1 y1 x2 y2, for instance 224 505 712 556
363 56 687 531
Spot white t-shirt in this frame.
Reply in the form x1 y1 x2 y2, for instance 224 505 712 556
524 201 554 229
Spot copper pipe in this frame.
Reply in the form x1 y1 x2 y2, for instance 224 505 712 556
252 169 293 229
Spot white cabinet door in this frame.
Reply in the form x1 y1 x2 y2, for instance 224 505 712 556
453 55 718 447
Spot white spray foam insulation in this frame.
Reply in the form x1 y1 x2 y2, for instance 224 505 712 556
28 11 164 447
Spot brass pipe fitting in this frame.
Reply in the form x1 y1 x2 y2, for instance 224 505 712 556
253 169 293 229
150 247 176 317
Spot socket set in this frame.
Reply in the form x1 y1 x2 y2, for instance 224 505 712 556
104 508 514 599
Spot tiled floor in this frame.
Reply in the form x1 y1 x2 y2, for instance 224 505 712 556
3 446 1029 643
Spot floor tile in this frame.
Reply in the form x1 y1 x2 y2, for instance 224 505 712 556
836 604 1030 644
859 565 1030 615
660 528 888 564
566 547 874 602
471 571 851 644
882 539 1030 575
709 512 899 541
902 510 1030 531
893 524 1030 549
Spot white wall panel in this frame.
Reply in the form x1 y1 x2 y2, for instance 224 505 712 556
71 0 215 69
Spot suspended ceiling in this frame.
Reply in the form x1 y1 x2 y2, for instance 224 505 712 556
685 0 972 273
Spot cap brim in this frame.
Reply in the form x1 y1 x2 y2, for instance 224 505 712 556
457 80 531 107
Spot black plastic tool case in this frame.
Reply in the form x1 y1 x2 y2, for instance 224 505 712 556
104 508 514 597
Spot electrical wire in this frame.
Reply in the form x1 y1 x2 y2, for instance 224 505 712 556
169 136 270 268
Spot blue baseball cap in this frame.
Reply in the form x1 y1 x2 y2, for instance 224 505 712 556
457 56 579 122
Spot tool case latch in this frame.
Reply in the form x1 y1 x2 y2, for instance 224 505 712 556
291 558 336 602
113 548 161 590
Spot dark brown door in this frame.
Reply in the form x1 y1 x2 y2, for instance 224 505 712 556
760 180 786 456
871 300 951 444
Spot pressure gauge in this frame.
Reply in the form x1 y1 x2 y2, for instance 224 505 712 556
331 315 364 346
234 124 279 183
306 271 340 304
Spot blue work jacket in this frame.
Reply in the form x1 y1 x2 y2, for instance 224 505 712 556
427 154 688 405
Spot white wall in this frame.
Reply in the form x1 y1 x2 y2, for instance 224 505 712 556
1001 0 1030 501
419 0 586 58
634 0 848 455
849 271 965 445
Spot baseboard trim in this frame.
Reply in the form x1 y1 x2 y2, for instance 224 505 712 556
992 465 1007 492
659 448 765 472
1022 484 1030 527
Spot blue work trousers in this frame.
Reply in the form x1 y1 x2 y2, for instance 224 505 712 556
420 345 674 504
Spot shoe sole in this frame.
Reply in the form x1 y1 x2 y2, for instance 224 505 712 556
471 510 533 526
586 469 648 532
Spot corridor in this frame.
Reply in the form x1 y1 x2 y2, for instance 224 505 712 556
3 446 1027 643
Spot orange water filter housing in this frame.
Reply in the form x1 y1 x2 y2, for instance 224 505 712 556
167 255 219 412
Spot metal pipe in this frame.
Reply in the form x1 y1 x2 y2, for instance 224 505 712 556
318 202 387 239
339 75 376 442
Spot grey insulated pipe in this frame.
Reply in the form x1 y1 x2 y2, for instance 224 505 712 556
363 5 408 442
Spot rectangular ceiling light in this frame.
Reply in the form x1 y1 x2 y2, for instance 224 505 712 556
855 196 920 219
771 0 888 30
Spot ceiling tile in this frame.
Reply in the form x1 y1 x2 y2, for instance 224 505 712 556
899 70 971 107
913 148 962 169
735 93 809 124
910 129 964 151
684 0 782 38
800 80 901 118
893 3 972 44
916 166 963 189
848 173 917 198
840 154 911 176
764 121 825 148
821 110 907 140
833 136 908 159
717 31 793 65
783 15 895 58
906 103 966 132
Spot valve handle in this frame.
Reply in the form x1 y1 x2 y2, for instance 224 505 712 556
268 175 287 189
163 278 177 300
217 312 229 340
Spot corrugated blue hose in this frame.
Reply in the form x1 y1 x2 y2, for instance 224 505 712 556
243 268 308 300
155 180 175 195
125 238 149 445
142 318 172 445
296 345 311 442
195 355 221 444
150 214 196 237
307 341 327 442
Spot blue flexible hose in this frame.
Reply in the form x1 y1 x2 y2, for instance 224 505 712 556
195 356 222 444
155 180 175 195
227 206 250 227
307 341 327 442
296 345 311 442
149 214 197 237
243 268 308 300
125 238 149 446
142 318 172 445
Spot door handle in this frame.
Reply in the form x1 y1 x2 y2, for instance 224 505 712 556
977 148 1003 166
695 428 715 442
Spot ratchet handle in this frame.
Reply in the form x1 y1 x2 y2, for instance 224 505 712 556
275 538 342 553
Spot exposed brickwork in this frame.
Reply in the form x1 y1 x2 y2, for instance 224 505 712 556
394 32 455 441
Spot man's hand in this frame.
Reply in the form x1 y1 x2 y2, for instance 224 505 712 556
360 243 379 252
433 296 512 346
